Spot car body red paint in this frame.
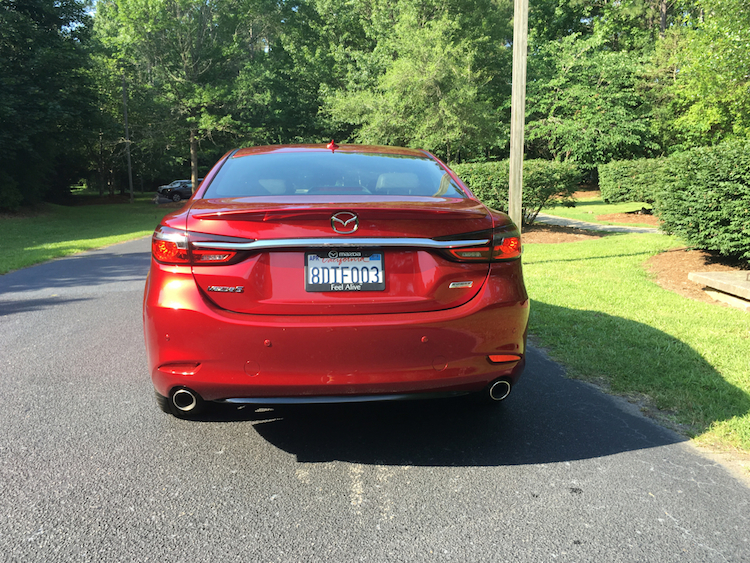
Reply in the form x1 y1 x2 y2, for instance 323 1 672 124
143 144 529 415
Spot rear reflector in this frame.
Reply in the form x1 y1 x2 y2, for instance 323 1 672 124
488 355 521 363
157 362 201 376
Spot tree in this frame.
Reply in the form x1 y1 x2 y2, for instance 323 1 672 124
98 0 276 191
314 0 512 163
0 0 95 210
525 33 658 170
665 0 750 147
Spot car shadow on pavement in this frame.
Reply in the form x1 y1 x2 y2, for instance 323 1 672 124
196 343 693 467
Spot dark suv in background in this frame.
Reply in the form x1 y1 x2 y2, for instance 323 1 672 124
157 179 203 202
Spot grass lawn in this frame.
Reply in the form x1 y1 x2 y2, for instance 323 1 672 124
523 233 750 454
544 197 655 228
0 196 171 275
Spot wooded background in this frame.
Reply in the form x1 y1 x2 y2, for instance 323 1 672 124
1 0 748 210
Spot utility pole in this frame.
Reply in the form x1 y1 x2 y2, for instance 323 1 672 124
508 0 529 230
122 75 134 204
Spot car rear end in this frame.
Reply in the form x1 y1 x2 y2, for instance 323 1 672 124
143 145 529 415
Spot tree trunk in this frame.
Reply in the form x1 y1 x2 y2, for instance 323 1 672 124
660 0 667 38
190 128 199 193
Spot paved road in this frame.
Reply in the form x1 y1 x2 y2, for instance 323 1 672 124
1 239 748 562
535 213 660 233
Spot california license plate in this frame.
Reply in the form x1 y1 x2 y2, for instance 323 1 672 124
305 249 385 292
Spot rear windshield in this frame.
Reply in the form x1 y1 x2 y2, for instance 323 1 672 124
203 151 467 198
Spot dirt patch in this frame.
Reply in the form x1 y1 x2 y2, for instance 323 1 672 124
522 223 610 244
572 189 601 199
645 247 749 305
596 211 659 226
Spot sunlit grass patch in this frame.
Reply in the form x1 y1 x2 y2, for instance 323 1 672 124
0 198 171 274
523 233 750 453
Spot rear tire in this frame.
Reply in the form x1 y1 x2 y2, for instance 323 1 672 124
171 193 182 202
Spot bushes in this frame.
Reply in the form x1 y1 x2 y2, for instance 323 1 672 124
452 159 582 224
655 141 750 260
598 158 669 204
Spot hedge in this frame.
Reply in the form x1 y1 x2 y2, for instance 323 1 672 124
598 157 669 204
451 159 581 225
654 141 750 261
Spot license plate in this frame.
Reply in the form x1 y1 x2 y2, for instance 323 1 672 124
305 249 385 292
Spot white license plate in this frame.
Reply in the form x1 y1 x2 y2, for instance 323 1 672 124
305 249 385 292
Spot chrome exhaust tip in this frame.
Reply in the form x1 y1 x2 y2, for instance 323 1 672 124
488 379 512 402
172 388 199 412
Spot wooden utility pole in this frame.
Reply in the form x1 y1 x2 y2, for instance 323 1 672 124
122 75 134 204
508 0 529 229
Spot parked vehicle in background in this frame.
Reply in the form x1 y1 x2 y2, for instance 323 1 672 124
144 144 529 417
157 179 203 202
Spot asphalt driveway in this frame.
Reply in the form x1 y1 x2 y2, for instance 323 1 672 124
0 238 747 562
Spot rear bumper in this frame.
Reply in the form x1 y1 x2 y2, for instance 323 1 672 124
143 262 529 401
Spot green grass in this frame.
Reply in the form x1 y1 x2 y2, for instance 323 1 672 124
523 234 750 453
544 196 655 228
0 196 171 274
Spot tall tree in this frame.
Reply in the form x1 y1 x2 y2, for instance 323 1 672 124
319 0 513 162
99 0 276 191
525 33 658 169
666 0 750 147
0 0 95 210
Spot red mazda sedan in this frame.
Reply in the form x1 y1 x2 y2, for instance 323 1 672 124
143 144 529 416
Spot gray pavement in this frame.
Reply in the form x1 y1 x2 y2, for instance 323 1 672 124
0 238 748 562
535 212 660 233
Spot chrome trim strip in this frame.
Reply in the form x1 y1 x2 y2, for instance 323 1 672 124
219 391 470 405
192 236 489 251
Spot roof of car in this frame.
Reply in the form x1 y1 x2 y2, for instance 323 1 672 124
231 144 430 159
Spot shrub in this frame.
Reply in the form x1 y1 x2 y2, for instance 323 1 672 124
598 158 669 204
452 159 581 224
654 141 750 261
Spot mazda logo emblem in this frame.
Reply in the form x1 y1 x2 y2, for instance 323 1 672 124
331 211 358 234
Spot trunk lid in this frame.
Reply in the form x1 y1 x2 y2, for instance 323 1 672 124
187 197 494 315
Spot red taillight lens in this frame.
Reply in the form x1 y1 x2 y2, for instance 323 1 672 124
152 227 189 264
152 226 246 265
442 226 521 262
491 229 522 261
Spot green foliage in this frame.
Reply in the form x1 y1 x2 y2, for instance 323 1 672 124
526 33 658 170
598 157 669 203
0 0 95 210
452 159 581 224
654 140 750 260
321 0 513 162
665 0 750 148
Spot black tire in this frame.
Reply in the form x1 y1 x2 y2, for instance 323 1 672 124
171 193 182 202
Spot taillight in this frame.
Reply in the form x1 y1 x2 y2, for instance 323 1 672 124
152 227 189 263
442 226 521 262
152 226 248 265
